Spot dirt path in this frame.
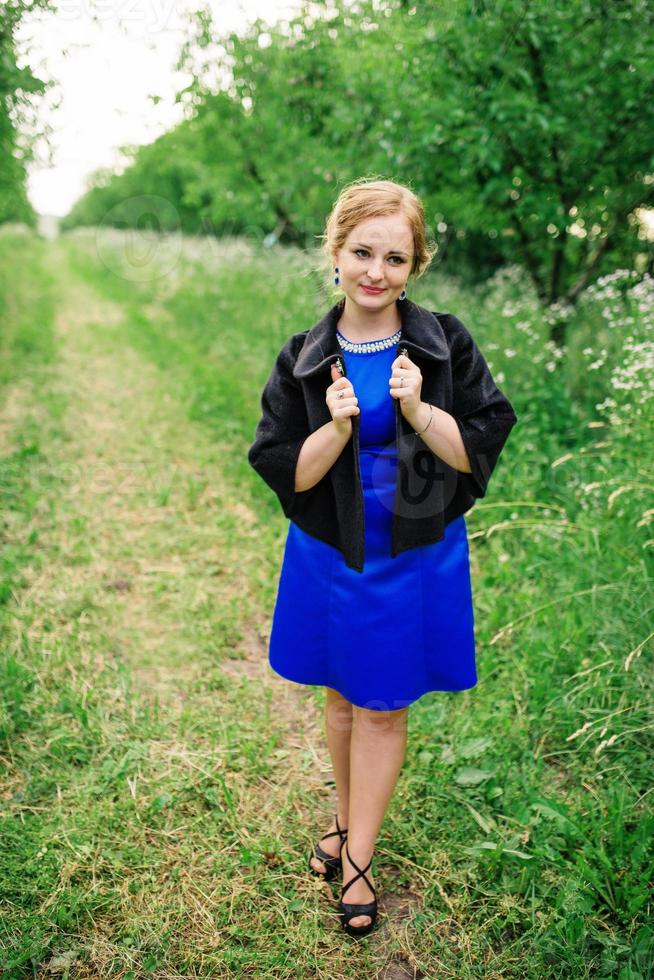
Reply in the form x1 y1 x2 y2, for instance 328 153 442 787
27 245 313 719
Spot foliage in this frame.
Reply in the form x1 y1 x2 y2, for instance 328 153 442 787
0 0 54 225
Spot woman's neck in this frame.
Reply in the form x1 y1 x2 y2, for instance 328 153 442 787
336 300 402 343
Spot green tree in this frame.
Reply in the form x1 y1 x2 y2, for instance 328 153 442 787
399 0 654 305
0 0 54 225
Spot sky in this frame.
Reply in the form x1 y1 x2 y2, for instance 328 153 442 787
18 0 304 217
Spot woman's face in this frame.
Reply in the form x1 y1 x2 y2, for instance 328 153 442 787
333 213 414 312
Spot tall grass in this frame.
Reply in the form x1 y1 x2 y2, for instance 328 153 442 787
0 226 56 399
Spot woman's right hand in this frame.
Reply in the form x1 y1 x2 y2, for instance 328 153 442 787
327 361 359 436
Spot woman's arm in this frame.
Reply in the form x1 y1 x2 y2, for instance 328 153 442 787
249 337 356 508
443 314 518 498
248 334 314 518
294 420 352 492
403 313 518 498
404 402 473 474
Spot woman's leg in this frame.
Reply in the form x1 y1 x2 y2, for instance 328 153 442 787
310 687 353 874
343 704 408 928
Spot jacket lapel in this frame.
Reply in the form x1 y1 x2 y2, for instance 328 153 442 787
292 298 450 379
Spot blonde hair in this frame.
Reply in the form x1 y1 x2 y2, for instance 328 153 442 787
318 176 437 282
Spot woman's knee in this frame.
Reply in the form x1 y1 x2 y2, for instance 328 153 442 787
353 703 408 735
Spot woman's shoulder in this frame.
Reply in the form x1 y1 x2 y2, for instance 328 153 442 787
427 309 477 356
270 330 311 374
409 301 465 331
278 329 311 359
430 309 466 332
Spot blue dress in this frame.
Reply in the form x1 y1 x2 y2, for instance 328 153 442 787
268 330 477 711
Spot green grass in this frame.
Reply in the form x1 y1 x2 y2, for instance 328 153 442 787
0 226 651 978
0 228 56 401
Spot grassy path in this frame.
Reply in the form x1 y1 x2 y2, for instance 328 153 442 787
35 245 266 709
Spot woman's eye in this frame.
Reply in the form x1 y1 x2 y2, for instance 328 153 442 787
353 249 403 264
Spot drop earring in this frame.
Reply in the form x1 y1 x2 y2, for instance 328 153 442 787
334 266 340 286
399 287 407 300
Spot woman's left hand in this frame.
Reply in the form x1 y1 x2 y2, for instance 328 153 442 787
389 352 423 423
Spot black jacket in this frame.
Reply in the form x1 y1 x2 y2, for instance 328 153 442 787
247 297 518 573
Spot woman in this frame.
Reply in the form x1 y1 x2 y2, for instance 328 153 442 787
248 178 518 937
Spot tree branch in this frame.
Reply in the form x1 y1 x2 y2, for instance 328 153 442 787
564 185 654 304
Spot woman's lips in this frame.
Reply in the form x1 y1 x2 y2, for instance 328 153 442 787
360 285 386 294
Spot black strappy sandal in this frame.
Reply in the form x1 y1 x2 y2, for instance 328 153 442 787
339 839 378 937
308 813 348 882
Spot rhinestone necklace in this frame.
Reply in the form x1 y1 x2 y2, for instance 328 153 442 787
336 327 402 353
